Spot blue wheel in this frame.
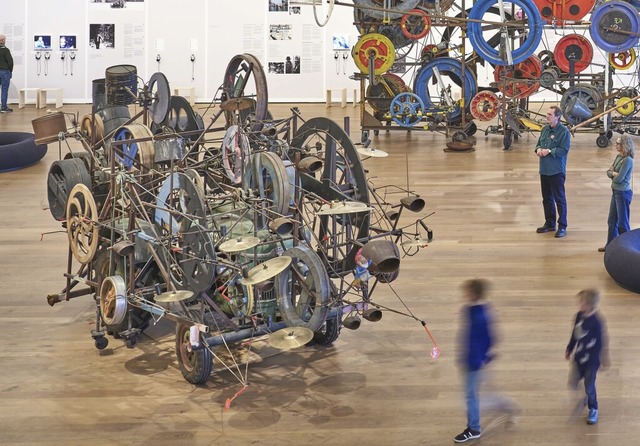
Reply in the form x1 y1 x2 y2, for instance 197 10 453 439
413 57 477 123
113 127 138 169
468 0 544 66
390 92 425 127
590 1 640 53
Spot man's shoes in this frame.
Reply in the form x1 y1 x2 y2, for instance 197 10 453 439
555 228 566 238
598 247 606 252
0 107 13 113
454 427 481 443
587 408 598 425
536 225 556 233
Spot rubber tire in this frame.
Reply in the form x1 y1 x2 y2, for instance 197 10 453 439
175 323 213 385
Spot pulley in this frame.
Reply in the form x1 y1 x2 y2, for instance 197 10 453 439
470 91 500 121
467 0 544 66
609 49 636 70
352 33 396 75
366 73 409 115
540 67 561 88
533 0 595 24
413 57 477 122
589 1 640 53
493 55 542 99
553 34 593 74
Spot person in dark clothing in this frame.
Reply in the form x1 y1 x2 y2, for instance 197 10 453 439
565 288 610 425
454 279 519 443
535 106 571 238
0 34 14 113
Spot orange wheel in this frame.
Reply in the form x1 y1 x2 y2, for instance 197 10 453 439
470 91 500 121
400 9 431 40
494 55 542 99
554 34 593 74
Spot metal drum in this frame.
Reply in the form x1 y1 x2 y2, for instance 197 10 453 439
92 78 107 112
47 158 92 221
32 112 67 145
361 239 401 273
105 65 138 106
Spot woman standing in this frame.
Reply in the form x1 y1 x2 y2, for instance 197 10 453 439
599 135 634 252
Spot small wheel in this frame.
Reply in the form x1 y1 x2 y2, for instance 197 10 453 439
361 130 370 143
312 313 342 346
125 335 138 349
596 135 609 148
175 323 213 385
452 130 468 142
94 336 109 350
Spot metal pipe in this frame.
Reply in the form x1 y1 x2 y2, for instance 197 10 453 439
204 321 288 347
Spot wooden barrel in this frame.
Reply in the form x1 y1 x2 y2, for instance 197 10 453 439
32 112 67 145
105 65 137 106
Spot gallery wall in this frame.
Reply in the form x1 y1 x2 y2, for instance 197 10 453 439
2 0 356 104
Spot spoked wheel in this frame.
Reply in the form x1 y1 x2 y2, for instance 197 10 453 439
222 53 268 132
66 183 99 264
276 244 331 332
175 322 213 385
290 117 370 274
111 124 155 170
155 173 216 294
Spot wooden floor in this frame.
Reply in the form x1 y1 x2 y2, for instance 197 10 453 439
1 102 638 446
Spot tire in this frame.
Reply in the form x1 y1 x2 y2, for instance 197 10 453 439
312 313 342 346
175 323 213 385
596 135 609 148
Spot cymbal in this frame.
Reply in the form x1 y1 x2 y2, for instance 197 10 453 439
219 236 261 253
155 289 194 303
317 201 372 215
220 97 254 112
401 238 430 248
357 146 388 158
240 256 292 285
268 326 314 349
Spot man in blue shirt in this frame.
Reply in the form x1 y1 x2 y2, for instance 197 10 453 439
535 106 571 238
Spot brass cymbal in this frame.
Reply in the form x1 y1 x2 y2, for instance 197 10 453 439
357 146 388 158
317 201 372 215
268 326 314 349
400 238 430 248
155 289 194 303
219 236 261 253
240 256 292 285
220 97 254 112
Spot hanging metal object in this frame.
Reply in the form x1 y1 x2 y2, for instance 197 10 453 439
553 34 593 74
589 1 640 53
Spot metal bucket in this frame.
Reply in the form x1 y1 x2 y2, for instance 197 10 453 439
105 65 138 106
92 78 107 112
32 112 67 145
361 239 400 273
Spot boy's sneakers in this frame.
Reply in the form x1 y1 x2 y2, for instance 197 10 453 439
0 107 13 113
454 427 481 443
587 408 598 425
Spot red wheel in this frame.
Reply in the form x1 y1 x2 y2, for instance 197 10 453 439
352 33 395 75
533 0 595 24
609 49 636 70
400 9 431 40
470 91 500 121
554 34 593 74
494 55 542 99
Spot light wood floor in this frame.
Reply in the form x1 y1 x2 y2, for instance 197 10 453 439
0 102 637 446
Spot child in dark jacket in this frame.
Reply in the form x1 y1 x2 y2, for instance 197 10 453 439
565 288 610 425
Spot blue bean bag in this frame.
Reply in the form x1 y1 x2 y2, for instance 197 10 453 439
604 228 640 294
0 132 48 172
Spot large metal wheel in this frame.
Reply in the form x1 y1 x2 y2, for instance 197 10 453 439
290 117 370 274
175 323 213 385
276 244 331 332
66 183 99 264
222 53 268 132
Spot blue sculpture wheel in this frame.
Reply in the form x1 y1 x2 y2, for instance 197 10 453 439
413 57 477 123
113 127 139 170
468 0 544 66
604 228 640 294
390 92 425 127
0 132 48 173
590 1 640 53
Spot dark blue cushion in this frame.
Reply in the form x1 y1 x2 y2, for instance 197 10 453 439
0 132 48 172
604 228 640 294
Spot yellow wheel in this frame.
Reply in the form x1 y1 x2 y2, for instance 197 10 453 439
616 97 635 116
609 49 636 70
352 33 395 75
